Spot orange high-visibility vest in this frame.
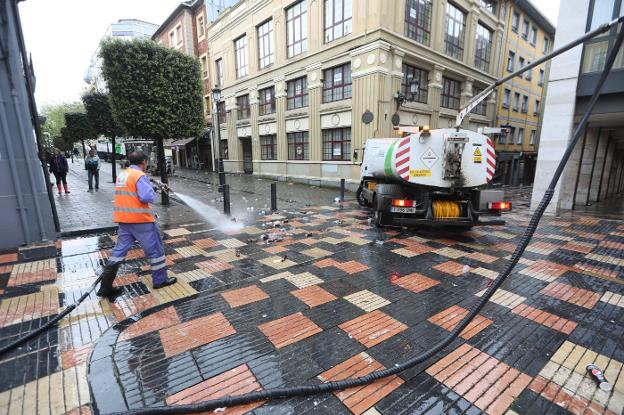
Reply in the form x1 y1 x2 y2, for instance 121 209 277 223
113 168 155 223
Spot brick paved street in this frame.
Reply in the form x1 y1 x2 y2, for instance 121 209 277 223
1 183 623 414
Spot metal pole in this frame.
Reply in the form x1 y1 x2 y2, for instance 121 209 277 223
585 127 602 206
111 136 117 182
223 184 230 215
270 183 277 211
605 149 616 199
596 134 611 202
340 178 345 202
571 125 588 210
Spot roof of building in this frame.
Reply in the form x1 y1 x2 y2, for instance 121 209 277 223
515 0 556 36
151 0 203 40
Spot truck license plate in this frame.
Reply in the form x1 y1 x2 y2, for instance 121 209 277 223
390 207 416 213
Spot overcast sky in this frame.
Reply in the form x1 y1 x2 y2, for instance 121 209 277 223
19 0 561 107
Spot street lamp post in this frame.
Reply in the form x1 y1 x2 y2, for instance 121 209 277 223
212 85 226 191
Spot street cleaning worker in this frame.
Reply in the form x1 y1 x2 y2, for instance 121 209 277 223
96 151 177 299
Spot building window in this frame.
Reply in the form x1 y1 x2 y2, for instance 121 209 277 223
237 95 250 119
322 127 351 161
480 0 496 14
169 31 175 46
215 58 224 86
444 3 466 60
471 87 487 116
498 132 506 144
543 37 549 53
234 35 248 78
401 64 428 104
287 76 309 109
405 0 432 46
507 51 515 72
257 19 274 69
518 56 525 71
503 88 511 108
529 129 536 145
589 0 616 31
530 27 537 45
521 95 528 113
322 63 352 103
475 24 492 72
286 0 307 58
441 77 460 110
538 69 545 85
517 128 524 145
522 19 529 39
258 87 275 115
220 139 228 159
200 56 208 78
176 25 183 45
525 62 532 80
511 10 519 32
217 101 226 120
324 0 352 43
534 99 541 114
260 135 277 160
509 126 516 143
288 131 309 160
513 92 520 111
197 15 205 38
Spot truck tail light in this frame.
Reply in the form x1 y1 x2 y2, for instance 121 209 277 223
392 199 415 207
488 201 512 211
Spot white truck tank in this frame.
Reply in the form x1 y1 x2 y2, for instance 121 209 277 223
361 128 496 188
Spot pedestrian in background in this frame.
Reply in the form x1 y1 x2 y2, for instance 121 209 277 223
49 148 70 195
96 150 176 299
85 149 100 191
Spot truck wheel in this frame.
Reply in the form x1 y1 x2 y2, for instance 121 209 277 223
356 186 367 207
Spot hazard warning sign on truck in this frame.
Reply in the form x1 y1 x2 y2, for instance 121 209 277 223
473 147 482 163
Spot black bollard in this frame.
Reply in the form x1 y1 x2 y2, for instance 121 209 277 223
340 178 345 202
223 184 231 215
218 158 226 193
271 183 277 211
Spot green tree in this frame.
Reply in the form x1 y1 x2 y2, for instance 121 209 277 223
64 112 94 158
52 127 74 153
40 101 84 146
99 38 204 204
82 92 124 181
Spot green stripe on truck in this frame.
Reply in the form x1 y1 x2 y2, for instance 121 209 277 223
384 141 397 177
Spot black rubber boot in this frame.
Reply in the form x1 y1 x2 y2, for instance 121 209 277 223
153 277 177 289
96 264 123 298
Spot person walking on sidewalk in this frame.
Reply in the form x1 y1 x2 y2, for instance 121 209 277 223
96 151 177 299
49 148 70 195
85 149 100 191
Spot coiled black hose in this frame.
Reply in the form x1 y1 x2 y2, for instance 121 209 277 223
119 26 624 415
0 275 103 356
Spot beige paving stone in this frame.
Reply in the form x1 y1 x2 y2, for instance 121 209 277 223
475 288 526 309
490 231 517 240
176 269 213 282
391 248 423 258
342 236 370 245
142 277 197 305
585 253 624 266
205 248 246 262
285 272 324 288
174 246 209 258
600 291 624 308
470 267 499 280
318 237 345 245
218 238 246 248
300 247 332 258
344 290 391 312
260 271 294 283
164 227 191 237
434 247 467 259
258 256 297 269
241 226 264 235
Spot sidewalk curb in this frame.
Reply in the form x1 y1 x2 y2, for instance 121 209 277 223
60 225 118 238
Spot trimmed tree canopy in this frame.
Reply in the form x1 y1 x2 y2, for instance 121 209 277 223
82 92 123 138
99 38 204 140
40 101 84 141
64 112 94 143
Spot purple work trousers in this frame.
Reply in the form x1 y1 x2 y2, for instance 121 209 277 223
106 222 168 285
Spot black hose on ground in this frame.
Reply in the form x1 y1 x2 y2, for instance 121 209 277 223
119 26 624 415
0 275 103 357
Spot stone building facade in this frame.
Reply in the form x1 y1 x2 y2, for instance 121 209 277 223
208 0 505 187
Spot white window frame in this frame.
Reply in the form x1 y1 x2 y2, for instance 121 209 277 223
175 24 183 47
234 35 248 79
196 14 206 40
257 19 274 70
199 54 208 79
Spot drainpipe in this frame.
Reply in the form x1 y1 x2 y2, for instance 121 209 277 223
0 97 31 245
595 133 611 203
12 88 47 240
585 127 602 206
571 125 588 210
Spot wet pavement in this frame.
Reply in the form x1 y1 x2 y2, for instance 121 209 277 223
1 178 623 415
